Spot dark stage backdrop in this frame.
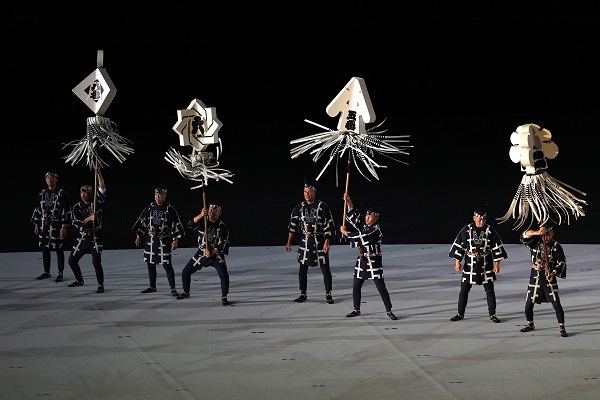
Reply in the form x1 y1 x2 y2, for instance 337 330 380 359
3 4 599 252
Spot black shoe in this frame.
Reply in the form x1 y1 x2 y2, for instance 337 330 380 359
560 327 568 337
36 272 51 280
294 294 307 303
346 310 361 318
489 315 501 323
387 311 398 321
221 297 230 306
326 293 334 304
177 292 190 300
520 324 535 333
171 289 179 297
68 281 84 287
450 314 464 321
141 287 157 293
54 273 63 283
96 285 104 293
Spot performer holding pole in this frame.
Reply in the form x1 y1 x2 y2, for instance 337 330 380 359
67 161 107 293
340 192 398 320
63 50 134 293
518 223 568 337
167 99 234 305
289 77 411 310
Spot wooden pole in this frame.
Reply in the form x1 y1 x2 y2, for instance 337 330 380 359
342 155 351 225
93 159 98 216
202 183 209 254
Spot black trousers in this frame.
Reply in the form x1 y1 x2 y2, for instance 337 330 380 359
181 253 229 297
42 247 64 274
147 263 176 289
69 249 104 285
524 278 565 323
298 263 332 294
457 279 496 316
352 277 393 312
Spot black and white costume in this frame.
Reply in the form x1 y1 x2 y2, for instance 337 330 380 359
132 201 184 291
31 183 71 277
449 221 508 317
520 232 566 324
288 199 336 296
68 186 106 287
344 208 393 313
180 213 230 298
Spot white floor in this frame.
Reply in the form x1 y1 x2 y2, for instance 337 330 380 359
1 244 599 400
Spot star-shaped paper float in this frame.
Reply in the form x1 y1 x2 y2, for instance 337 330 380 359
497 123 587 230
165 98 233 189
291 77 411 184
63 50 134 168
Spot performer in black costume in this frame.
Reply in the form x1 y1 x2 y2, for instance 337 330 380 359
448 207 508 323
67 163 107 293
133 187 184 296
519 223 568 337
31 171 71 282
285 180 336 304
340 193 397 320
177 203 231 305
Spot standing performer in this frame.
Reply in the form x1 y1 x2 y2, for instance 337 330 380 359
285 180 336 304
31 171 71 282
132 187 185 296
340 193 397 320
67 162 106 293
519 223 568 337
448 207 508 323
177 203 231 305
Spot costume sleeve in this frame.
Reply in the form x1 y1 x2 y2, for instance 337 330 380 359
187 218 200 231
490 227 508 262
347 224 382 252
95 188 107 207
215 221 230 255
31 190 43 225
168 205 185 240
287 203 302 235
319 201 336 239
71 203 85 231
552 242 567 279
519 231 537 248
345 208 363 230
132 204 150 235
448 225 468 261
59 189 72 227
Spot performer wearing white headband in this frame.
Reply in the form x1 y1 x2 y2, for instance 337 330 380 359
177 203 231 305
132 186 185 296
31 171 72 282
518 223 568 337
66 162 107 293
448 207 508 323
341 193 398 321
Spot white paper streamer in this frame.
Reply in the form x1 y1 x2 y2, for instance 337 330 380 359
498 123 587 229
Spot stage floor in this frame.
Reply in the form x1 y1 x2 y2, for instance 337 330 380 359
1 244 599 399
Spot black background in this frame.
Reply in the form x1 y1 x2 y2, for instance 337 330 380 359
3 3 599 252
